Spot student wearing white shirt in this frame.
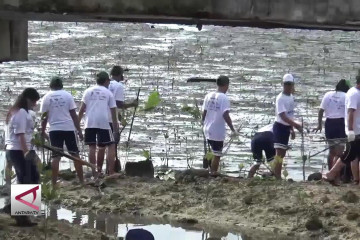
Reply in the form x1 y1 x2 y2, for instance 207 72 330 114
248 124 275 178
79 72 120 178
273 74 302 179
202 76 237 175
325 75 360 185
4 88 40 226
40 77 84 186
104 66 138 173
314 79 349 171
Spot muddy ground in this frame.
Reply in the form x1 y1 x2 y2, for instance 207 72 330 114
0 213 108 240
36 170 360 239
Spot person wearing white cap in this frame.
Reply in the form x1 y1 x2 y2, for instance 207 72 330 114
272 74 302 179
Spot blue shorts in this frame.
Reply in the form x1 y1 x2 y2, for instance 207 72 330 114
325 118 346 140
49 131 79 157
207 140 224 157
251 131 275 162
273 122 291 150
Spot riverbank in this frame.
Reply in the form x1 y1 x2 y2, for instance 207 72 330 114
50 170 360 239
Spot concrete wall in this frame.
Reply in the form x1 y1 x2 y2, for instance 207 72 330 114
1 0 360 25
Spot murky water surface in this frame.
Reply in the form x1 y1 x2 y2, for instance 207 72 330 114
1 22 360 180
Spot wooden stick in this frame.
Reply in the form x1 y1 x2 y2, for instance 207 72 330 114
127 88 141 145
41 144 96 169
187 77 216 83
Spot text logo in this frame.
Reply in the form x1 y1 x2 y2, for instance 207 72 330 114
11 184 41 216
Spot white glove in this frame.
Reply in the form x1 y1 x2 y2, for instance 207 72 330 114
230 130 239 138
348 130 356 142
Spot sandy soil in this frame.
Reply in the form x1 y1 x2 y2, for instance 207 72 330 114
0 213 109 240
40 169 360 240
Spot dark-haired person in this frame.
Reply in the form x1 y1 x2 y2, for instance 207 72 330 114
273 74 302 179
4 88 40 226
314 79 350 172
248 124 275 178
202 76 237 175
40 77 84 186
325 75 360 185
103 66 138 173
79 72 119 178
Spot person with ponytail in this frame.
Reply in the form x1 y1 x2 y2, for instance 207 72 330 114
3 88 40 226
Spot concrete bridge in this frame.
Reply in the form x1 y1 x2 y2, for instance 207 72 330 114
1 0 360 62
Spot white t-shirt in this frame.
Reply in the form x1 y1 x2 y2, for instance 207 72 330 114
345 87 360 135
275 92 295 126
82 85 116 130
5 108 34 150
258 124 273 133
40 90 77 131
108 80 125 122
202 92 230 141
320 90 346 119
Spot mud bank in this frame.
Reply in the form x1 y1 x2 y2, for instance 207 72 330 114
0 213 107 240
48 170 360 239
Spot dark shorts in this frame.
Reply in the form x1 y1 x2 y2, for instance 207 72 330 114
49 131 79 157
341 138 360 164
325 118 346 140
6 150 39 184
207 140 224 157
273 122 291 150
84 128 114 147
251 131 275 163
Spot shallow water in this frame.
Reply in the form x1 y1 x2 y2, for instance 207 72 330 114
1 22 359 180
0 197 249 240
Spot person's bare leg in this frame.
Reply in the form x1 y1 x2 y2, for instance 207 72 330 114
97 147 106 174
248 164 260 178
328 147 336 170
274 148 286 179
211 155 221 174
351 159 359 183
325 159 345 180
107 144 116 175
72 154 84 184
51 156 61 186
5 162 12 185
88 145 97 178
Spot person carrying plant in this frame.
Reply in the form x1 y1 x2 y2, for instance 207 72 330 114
201 75 237 176
79 72 120 178
40 77 84 186
273 74 302 179
3 88 40 226
101 66 138 174
314 79 351 182
325 73 360 185
248 124 275 178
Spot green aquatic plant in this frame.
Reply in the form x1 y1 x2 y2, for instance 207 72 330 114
144 90 161 111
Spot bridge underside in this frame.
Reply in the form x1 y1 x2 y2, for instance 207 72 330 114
1 0 360 62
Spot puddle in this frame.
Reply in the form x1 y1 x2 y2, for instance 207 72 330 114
0 197 246 240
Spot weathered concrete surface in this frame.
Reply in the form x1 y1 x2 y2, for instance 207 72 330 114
1 0 360 29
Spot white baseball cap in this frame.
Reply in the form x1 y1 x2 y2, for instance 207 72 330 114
283 74 295 83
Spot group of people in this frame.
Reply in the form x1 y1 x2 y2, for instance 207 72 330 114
202 73 360 183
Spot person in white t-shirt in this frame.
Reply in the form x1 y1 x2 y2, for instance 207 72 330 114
248 124 275 178
325 75 360 185
40 77 84 186
103 66 138 174
314 79 349 172
273 74 302 179
79 72 120 178
4 88 40 226
202 76 237 175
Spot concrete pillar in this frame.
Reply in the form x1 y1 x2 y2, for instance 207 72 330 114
9 20 28 61
0 20 27 62
0 20 11 62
